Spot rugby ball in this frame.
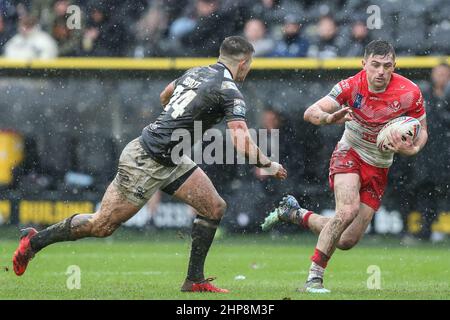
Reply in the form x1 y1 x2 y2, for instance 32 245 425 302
376 116 421 153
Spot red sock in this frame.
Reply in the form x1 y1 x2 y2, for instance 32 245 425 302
311 248 329 268
302 211 313 229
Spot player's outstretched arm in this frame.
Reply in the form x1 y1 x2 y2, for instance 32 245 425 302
227 120 287 180
304 96 353 126
160 81 176 107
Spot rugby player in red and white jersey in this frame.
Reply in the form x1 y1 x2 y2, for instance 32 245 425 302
262 40 428 293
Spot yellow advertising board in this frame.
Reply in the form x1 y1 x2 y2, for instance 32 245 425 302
0 130 24 185
0 200 11 223
19 200 94 224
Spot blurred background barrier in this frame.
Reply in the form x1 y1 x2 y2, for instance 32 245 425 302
0 130 24 185
1 56 450 70
0 57 449 241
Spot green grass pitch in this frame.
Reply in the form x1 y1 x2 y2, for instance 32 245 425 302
0 231 449 300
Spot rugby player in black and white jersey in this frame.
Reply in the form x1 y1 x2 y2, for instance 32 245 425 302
13 36 287 293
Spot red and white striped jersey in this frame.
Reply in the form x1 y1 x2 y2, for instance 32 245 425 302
328 69 426 168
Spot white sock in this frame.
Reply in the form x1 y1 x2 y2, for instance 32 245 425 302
298 208 309 219
307 262 325 281
288 208 309 225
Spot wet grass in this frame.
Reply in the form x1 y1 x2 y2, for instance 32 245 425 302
0 231 449 300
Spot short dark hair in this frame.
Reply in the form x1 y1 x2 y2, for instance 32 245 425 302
220 36 254 58
364 40 396 60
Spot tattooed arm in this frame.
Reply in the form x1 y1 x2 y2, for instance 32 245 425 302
304 96 353 126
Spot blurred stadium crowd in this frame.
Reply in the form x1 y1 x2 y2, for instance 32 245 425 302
0 0 450 59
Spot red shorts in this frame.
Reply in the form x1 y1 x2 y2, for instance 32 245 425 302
329 143 389 211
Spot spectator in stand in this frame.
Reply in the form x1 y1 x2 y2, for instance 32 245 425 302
3 15 58 59
31 0 58 32
338 17 371 57
429 63 450 100
180 0 233 57
0 14 15 51
220 0 253 35
411 63 450 241
307 15 341 59
0 0 18 50
270 14 309 57
167 4 196 41
133 1 168 57
243 18 274 57
162 0 189 25
251 0 303 32
49 0 82 56
253 106 302 218
81 2 129 56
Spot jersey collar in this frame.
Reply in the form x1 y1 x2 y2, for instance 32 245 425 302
217 62 234 80
368 86 387 94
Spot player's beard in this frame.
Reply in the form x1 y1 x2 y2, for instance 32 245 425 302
370 74 390 91
235 68 247 83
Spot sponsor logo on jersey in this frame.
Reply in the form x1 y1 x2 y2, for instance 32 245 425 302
329 83 342 99
134 186 146 200
387 100 400 112
149 122 159 131
353 93 363 109
221 81 239 91
233 99 246 117
340 79 350 90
